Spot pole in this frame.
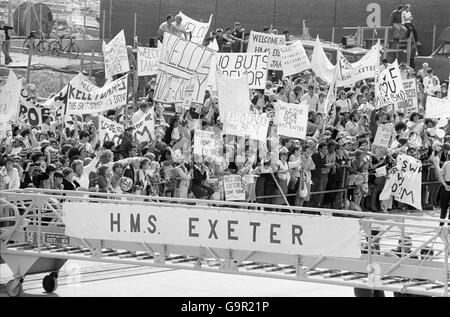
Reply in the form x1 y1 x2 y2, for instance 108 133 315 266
89 49 94 81
102 10 106 41
26 0 31 36
83 0 87 40
133 13 137 48
109 0 112 40
331 26 335 43
383 27 388 59
8 0 11 25
270 172 293 213
240 28 245 53
39 3 42 35
432 25 437 53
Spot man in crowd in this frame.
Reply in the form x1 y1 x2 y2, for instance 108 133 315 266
157 14 174 42
402 4 420 45
172 15 190 40
390 5 406 42
301 85 319 112
230 22 244 52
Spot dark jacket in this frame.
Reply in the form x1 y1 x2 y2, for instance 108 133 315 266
123 165 136 193
0 25 13 40
390 10 402 25
311 152 327 179
62 178 78 191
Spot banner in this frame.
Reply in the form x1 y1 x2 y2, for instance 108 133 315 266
380 155 422 210
280 40 311 76
372 123 392 148
103 30 130 79
375 60 406 109
154 32 215 104
0 70 22 138
137 46 159 77
66 74 128 115
63 201 361 258
247 30 286 70
395 78 419 116
216 72 250 116
99 116 124 146
223 175 245 201
215 53 268 89
132 109 155 143
311 36 336 83
207 38 219 51
43 85 68 120
425 96 450 118
177 11 212 45
222 111 270 141
193 129 217 156
17 88 55 127
337 43 380 87
275 101 309 140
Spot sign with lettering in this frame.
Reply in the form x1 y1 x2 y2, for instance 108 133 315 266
193 129 216 156
154 33 215 104
177 11 212 45
18 88 54 127
275 101 309 140
222 111 270 141
132 109 154 143
375 60 406 109
372 123 392 148
215 53 268 89
99 116 124 146
247 31 286 70
223 175 245 201
280 40 311 76
380 154 422 210
137 46 159 77
395 78 419 116
66 74 128 115
103 30 130 79
63 201 361 258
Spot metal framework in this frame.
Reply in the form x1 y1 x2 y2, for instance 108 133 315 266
1 189 449 297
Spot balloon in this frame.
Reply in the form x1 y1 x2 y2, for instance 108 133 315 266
119 177 133 192
428 128 436 136
436 129 445 139
437 118 448 128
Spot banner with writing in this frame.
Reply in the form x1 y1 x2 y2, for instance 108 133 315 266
0 70 22 138
137 46 159 77
223 175 245 201
247 30 286 70
66 74 128 115
425 96 450 118
18 88 54 127
193 129 217 156
216 72 251 116
222 111 270 141
375 60 406 109
154 33 215 104
215 53 268 89
372 123 392 148
275 101 309 140
280 40 311 76
103 30 130 79
395 78 419 116
132 109 155 143
380 154 422 210
99 116 124 146
178 11 212 45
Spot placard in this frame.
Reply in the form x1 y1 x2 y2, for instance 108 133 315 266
222 111 270 141
372 123 392 148
177 11 212 45
137 47 159 77
395 78 419 116
275 100 309 140
375 60 406 109
425 96 450 118
132 109 155 143
193 129 217 156
246 30 286 70
280 40 311 76
99 116 124 146
103 30 130 79
223 175 245 201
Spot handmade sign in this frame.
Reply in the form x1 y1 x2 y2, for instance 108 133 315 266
375 60 406 109
280 40 311 76
103 30 130 79
99 116 124 146
193 129 217 156
223 175 245 201
137 46 159 77
247 30 286 70
275 100 309 140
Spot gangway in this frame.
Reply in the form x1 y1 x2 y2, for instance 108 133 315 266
1 189 448 297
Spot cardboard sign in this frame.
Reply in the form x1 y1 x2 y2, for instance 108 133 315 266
375 60 406 109
103 30 130 79
18 88 55 127
137 46 159 77
222 111 270 141
224 175 245 201
99 116 124 146
275 101 309 140
193 129 217 156
66 74 128 115
177 11 212 45
395 78 419 116
425 96 450 118
132 109 155 143
372 123 392 148
247 30 286 70
215 53 268 89
280 40 311 76
216 72 250 116
154 32 215 104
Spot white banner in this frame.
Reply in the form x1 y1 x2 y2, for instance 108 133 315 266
66 74 128 115
224 175 245 201
18 88 54 127
380 155 422 210
207 38 219 51
178 11 212 45
275 101 309 140
0 70 22 138
216 72 250 116
280 40 311 76
425 96 450 118
247 31 286 70
137 46 159 77
337 43 380 87
375 60 406 109
154 33 215 104
395 78 419 116
372 123 392 148
311 36 336 83
222 111 270 141
193 129 217 156
103 30 130 79
215 53 268 89
132 109 155 143
63 201 361 258
99 116 124 147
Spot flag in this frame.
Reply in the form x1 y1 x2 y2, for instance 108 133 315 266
311 36 336 83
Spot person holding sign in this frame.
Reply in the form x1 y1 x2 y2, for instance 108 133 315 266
191 160 215 200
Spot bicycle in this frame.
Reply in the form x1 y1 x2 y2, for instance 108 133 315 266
23 31 49 56
48 35 80 59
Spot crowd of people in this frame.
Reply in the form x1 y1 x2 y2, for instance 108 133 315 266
1 14 450 226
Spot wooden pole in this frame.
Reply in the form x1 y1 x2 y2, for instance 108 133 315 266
432 24 437 52
270 172 293 213
89 49 94 81
331 26 335 43
83 0 87 40
109 0 112 40
25 0 32 85
102 10 106 41
133 13 137 48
